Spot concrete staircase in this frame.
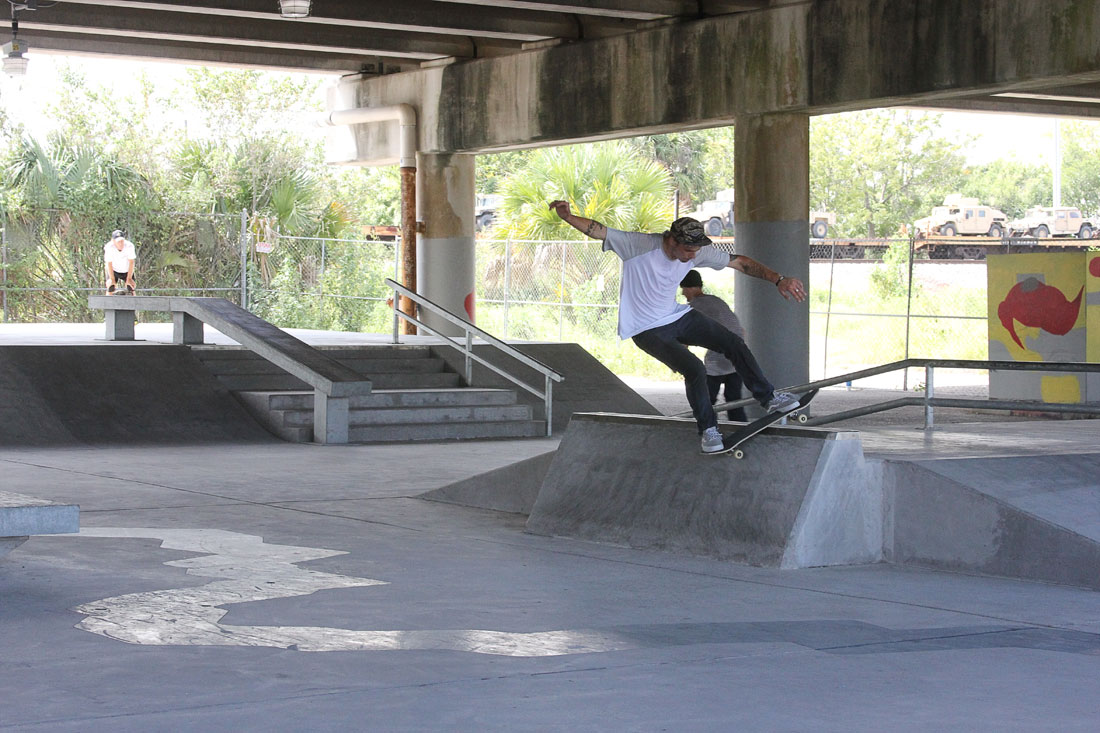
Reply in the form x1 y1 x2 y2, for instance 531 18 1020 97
191 345 546 443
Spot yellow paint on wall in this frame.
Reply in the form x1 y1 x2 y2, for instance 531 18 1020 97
1088 253 1100 364
1041 374 1082 404
987 253 1085 361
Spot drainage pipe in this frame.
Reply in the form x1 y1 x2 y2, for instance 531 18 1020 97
318 104 418 334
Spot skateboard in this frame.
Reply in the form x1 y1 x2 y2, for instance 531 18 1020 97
711 389 819 459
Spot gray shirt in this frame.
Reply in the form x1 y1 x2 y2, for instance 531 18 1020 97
687 293 744 376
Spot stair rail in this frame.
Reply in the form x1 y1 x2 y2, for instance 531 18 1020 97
677 358 1100 429
385 279 563 436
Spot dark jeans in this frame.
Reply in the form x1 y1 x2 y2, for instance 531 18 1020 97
708 372 747 422
632 309 774 434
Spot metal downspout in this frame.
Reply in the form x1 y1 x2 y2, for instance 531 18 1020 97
318 104 418 334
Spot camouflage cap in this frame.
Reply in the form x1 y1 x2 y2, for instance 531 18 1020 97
667 217 712 247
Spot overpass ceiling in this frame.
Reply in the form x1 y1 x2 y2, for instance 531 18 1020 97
8 1 1100 118
10 0 771 74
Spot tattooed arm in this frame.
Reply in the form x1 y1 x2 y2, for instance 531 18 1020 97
728 254 807 303
548 200 607 240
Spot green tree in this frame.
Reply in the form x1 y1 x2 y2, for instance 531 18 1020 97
957 159 1050 219
811 110 969 237
496 140 674 240
1060 120 1100 214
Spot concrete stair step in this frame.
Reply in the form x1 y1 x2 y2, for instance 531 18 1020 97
217 372 462 391
347 420 546 443
248 389 519 411
277 403 535 428
192 345 433 360
196 356 447 376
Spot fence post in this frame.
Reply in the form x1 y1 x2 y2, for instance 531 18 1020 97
903 237 916 391
1 210 7 322
559 242 566 341
503 237 511 339
240 209 248 309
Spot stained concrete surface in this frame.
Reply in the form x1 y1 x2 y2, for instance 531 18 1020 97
2 325 1100 731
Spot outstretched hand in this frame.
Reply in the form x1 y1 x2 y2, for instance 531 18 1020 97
777 276 807 303
548 200 571 220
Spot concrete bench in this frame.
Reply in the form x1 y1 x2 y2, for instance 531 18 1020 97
0 491 80 559
88 296 373 443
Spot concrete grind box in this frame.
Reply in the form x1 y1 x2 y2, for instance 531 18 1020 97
525 413 882 568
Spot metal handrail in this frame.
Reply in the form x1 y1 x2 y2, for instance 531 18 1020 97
675 358 1100 430
385 278 564 436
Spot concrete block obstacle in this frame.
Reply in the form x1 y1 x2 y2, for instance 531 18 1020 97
524 413 882 568
431 411 1100 590
884 453 1100 590
0 491 79 559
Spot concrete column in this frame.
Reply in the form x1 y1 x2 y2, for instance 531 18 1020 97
733 113 810 393
416 152 476 337
313 391 349 444
104 309 135 341
173 312 205 344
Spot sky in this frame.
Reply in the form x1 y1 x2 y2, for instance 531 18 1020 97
0 52 1087 168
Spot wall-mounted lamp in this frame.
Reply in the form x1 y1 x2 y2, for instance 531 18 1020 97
278 0 311 18
2 19 27 76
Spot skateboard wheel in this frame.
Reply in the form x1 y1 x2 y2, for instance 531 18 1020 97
797 413 809 423
732 449 744 459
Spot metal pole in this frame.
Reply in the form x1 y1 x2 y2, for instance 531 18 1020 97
822 239 837 379
559 243 566 341
320 237 326 315
503 236 511 339
400 165 417 335
465 331 473 385
1 211 7 322
545 376 553 436
923 364 935 430
240 210 248 309
903 237 916 391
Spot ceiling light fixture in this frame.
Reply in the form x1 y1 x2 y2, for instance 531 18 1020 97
278 0 311 18
2 19 27 76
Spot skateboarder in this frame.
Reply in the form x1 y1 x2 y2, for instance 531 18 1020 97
548 200 807 453
103 229 136 295
679 269 747 422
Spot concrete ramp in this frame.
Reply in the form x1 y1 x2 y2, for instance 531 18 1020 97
525 413 882 568
420 450 557 515
0 346 273 446
885 454 1100 590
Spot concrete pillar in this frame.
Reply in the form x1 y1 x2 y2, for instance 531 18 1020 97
313 391 349 444
733 112 810 394
104 309 135 341
416 152 476 336
172 312 205 344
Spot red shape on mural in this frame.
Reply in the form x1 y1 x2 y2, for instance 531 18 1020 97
464 292 476 321
1090 257 1100 278
997 277 1084 349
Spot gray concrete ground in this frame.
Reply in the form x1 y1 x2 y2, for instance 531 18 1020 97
2 324 1099 731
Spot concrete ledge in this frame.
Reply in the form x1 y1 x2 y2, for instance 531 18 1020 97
525 413 881 568
0 491 79 559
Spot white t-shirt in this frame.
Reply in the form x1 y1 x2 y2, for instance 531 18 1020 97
104 239 136 273
603 228 731 339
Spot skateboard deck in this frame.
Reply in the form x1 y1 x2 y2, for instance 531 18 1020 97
710 389 818 459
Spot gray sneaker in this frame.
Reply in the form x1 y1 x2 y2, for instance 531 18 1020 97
764 391 800 413
701 426 724 454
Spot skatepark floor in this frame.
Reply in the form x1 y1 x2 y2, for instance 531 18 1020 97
3 325 1099 731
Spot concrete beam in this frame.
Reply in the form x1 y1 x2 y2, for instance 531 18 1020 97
336 0 1100 154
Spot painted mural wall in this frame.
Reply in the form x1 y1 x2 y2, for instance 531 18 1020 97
987 253 1096 403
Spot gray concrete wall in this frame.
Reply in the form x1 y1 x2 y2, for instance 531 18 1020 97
0 346 273 446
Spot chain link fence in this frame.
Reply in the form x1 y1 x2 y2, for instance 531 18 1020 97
1 219 1023 390
1 208 247 323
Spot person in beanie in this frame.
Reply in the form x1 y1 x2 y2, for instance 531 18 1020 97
548 200 806 453
679 269 747 422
